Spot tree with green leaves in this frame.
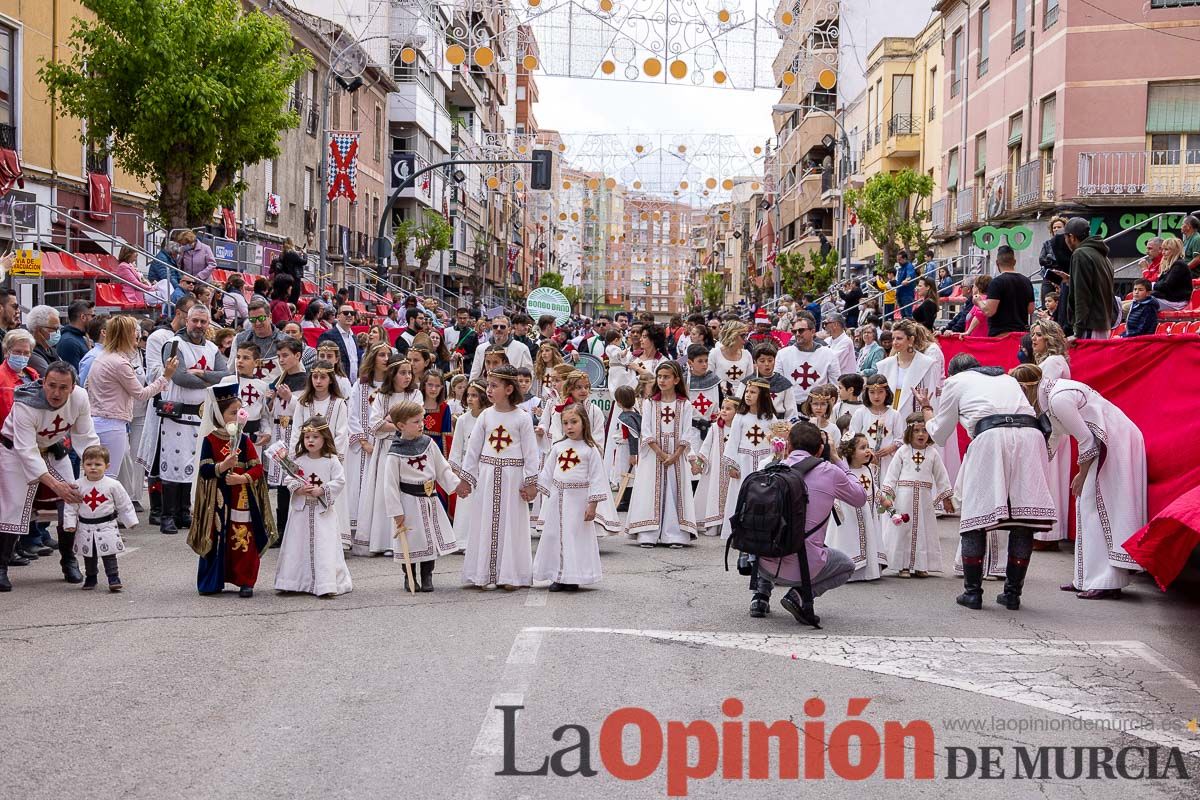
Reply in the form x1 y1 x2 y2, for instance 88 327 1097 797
41 0 311 230
780 248 838 300
413 210 453 288
538 272 564 291
700 271 725 311
392 219 418 282
843 169 934 270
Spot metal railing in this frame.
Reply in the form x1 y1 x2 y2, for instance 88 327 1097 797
1013 159 1045 209
930 198 949 235
1078 150 1200 197
955 188 977 226
887 114 921 137
1044 3 1059 29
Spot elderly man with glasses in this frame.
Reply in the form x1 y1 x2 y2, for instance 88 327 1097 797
317 305 363 382
468 314 533 380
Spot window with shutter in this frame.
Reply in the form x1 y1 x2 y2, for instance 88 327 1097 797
1040 95 1056 149
1146 82 1200 134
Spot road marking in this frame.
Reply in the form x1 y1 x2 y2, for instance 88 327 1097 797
523 590 547 607
471 691 524 757
522 627 1200 756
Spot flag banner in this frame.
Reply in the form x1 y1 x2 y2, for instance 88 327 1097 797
327 132 360 202
222 207 238 240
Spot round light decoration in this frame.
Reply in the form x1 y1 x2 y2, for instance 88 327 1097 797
474 47 495 67
445 44 466 66
643 58 662 77
399 47 417 65
818 69 837 91
486 175 499 189
605 177 617 189
599 0 614 11
781 71 796 86
722 178 734 190
713 71 727 85
705 177 717 189
601 60 616 75
523 55 539 70
587 178 600 190
717 8 731 22
669 60 688 80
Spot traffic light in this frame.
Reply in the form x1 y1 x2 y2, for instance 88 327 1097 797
530 149 553 190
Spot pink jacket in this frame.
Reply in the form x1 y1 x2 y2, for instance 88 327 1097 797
113 261 155 304
86 350 169 422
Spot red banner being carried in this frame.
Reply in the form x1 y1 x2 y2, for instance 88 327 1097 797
327 132 360 202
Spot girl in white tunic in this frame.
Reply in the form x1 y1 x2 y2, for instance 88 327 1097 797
720 378 780 540
880 415 954 576
708 321 753 399
449 380 490 552
352 359 421 556
826 434 887 582
801 385 841 451
315 341 354 398
850 375 904 482
1015 366 1146 600
1030 320 1072 546
346 344 391 547
692 397 738 535
265 339 308 538
626 362 700 547
534 405 608 590
458 366 541 589
288 366 350 535
382 402 461 592
64 446 139 592
275 417 353 597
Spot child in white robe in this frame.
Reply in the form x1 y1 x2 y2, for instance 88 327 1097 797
346 344 391 548
383 401 461 592
850 374 904 486
692 397 739 536
801 385 841 454
826 434 887 581
64 446 139 592
720 378 781 540
625 362 700 547
880 414 954 577
275 416 353 597
534 405 608 590
458 366 541 589
448 380 490 552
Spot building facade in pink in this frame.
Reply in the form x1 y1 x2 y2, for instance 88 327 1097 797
931 0 1200 274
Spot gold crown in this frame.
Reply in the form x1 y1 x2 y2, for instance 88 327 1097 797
301 420 330 433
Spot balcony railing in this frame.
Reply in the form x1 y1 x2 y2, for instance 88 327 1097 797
1012 158 1053 209
955 188 977 226
1012 30 1026 52
1044 4 1060 29
873 126 881 146
930 198 949 235
888 114 921 137
1077 150 1200 198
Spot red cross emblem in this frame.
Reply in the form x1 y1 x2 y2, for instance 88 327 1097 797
194 355 209 371
867 420 884 438
557 448 581 472
82 488 108 511
790 363 820 390
161 401 176 415
308 474 324 488
488 426 513 453
406 455 429 471
858 473 873 491
253 359 276 379
424 412 439 432
726 365 744 382
367 392 377 408
692 394 713 417
747 424 766 446
37 414 72 439
912 451 925 466
240 384 261 406
660 405 675 425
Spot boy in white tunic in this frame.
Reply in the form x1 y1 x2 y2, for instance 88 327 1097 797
383 401 461 592
275 417 353 597
234 343 270 443
751 342 798 421
64 446 139 592
880 415 954 577
534 405 608 590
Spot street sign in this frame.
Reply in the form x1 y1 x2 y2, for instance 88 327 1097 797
10 249 42 277
526 286 571 324
391 152 416 191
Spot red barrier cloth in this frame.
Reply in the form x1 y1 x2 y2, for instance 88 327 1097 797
937 332 1200 586
1124 486 1200 591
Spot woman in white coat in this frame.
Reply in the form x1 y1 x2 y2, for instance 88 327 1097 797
875 320 940 418
1013 364 1145 600
1029 320 1071 549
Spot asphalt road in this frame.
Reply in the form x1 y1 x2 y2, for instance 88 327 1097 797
3 515 1199 799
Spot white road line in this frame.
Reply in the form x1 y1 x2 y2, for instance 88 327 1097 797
470 691 524 757
506 628 543 665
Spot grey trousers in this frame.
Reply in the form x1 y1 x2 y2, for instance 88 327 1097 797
755 548 856 599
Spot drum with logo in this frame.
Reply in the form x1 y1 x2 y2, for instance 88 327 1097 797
576 353 608 389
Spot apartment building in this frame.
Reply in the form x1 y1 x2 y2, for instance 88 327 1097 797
624 196 694 319
932 0 1200 274
0 0 155 253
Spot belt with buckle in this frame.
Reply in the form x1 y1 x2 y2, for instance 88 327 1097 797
78 512 118 525
398 480 437 498
974 413 1051 441
1 434 68 460
154 398 202 419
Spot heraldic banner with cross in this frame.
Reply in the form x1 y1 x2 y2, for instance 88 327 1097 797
327 132 360 202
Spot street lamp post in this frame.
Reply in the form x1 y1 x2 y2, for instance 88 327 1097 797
772 103 853 283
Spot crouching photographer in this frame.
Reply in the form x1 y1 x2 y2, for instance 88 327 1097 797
729 422 868 628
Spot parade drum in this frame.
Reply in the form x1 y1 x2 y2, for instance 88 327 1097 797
576 353 608 389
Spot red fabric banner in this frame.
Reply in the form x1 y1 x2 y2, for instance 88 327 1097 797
937 332 1200 587
87 172 112 220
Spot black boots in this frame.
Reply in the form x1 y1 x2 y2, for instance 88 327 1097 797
58 527 83 584
749 593 770 617
780 588 821 629
957 558 984 610
0 534 15 591
176 483 193 529
160 483 178 534
996 556 1030 610
147 481 162 526
420 560 435 593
